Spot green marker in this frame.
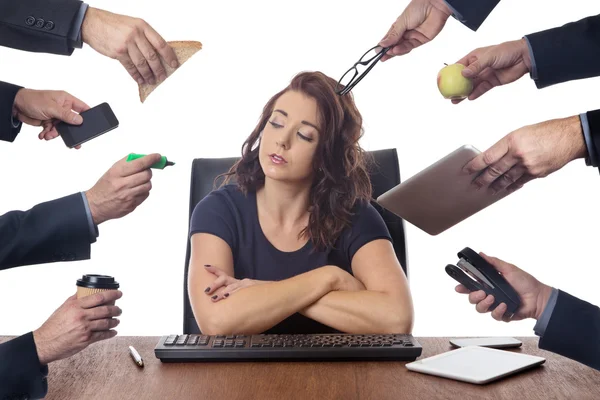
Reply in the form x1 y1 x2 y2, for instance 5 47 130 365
126 153 175 169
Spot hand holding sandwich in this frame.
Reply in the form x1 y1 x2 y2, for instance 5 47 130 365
81 7 179 86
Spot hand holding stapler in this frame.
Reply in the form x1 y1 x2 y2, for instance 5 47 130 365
446 247 521 319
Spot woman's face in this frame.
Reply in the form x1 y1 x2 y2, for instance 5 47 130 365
259 90 321 184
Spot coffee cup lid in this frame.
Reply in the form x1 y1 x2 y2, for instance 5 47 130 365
76 274 119 289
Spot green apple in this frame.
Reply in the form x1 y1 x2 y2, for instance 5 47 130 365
437 63 473 100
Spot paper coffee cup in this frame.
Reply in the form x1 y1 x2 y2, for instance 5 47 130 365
76 275 120 304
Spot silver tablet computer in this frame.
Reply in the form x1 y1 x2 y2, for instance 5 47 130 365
406 346 545 384
376 145 512 235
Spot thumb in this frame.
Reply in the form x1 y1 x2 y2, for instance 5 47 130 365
379 15 408 48
480 252 514 275
462 52 495 78
49 105 83 125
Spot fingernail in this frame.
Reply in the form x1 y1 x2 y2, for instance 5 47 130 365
72 115 83 124
159 74 167 82
204 287 210 293
137 78 145 85
462 68 474 77
171 60 178 68
211 295 217 300
224 293 229 298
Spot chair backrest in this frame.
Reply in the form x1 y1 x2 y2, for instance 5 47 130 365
183 149 407 334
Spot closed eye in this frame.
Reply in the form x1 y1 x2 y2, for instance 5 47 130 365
297 132 313 142
269 121 283 128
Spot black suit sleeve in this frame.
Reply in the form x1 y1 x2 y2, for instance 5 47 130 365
0 0 83 55
526 14 600 89
0 193 92 270
445 0 501 31
538 290 600 370
0 81 23 143
0 333 48 400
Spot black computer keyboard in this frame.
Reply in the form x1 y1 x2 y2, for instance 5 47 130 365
154 333 422 362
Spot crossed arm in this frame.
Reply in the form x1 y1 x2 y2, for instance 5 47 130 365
188 234 414 335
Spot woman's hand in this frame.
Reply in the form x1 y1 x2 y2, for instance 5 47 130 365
203 265 268 302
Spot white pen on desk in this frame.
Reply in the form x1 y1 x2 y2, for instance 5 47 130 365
129 345 144 368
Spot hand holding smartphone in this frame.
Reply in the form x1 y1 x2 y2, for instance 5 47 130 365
56 102 119 148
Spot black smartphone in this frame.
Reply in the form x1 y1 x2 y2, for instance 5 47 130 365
56 102 119 148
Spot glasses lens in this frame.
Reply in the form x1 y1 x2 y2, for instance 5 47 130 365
358 46 383 64
338 67 358 89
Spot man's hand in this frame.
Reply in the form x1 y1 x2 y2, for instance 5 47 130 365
463 115 587 193
81 7 179 85
379 0 452 61
12 89 90 148
32 291 122 365
203 264 268 302
455 253 552 322
453 39 532 103
84 154 162 225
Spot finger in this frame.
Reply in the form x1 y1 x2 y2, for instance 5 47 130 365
379 14 408 49
135 35 167 82
209 287 230 302
506 174 535 193
122 169 153 189
75 144 82 150
462 51 497 78
455 284 470 294
144 25 178 69
89 318 120 331
462 139 509 175
119 56 145 85
86 304 123 320
44 127 60 140
205 275 232 295
203 264 228 278
451 98 466 105
128 43 155 85
491 303 508 321
455 51 479 68
468 290 486 304
68 94 91 114
471 155 517 190
129 182 152 198
479 252 514 275
47 104 83 125
119 153 162 177
475 295 495 313
467 79 495 101
490 165 526 193
79 290 123 309
89 329 118 344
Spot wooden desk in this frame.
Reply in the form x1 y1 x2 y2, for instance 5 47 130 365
2 336 599 399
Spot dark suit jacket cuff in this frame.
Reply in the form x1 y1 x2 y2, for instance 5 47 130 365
0 81 23 143
586 109 600 173
445 0 500 31
0 332 48 399
539 290 600 370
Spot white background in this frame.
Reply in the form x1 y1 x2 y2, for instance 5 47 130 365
1 0 598 338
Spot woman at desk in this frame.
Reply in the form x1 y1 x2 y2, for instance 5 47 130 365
188 71 413 335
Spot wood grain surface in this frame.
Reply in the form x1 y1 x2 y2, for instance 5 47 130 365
1 336 599 400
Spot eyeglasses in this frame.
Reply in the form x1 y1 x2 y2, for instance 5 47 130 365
335 45 390 96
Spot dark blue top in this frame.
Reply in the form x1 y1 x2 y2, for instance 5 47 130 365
190 184 392 334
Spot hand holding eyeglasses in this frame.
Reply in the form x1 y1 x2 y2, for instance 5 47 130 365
379 0 452 61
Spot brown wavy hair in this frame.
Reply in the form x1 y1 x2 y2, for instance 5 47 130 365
220 71 372 251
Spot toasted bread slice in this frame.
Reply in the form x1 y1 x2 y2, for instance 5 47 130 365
138 40 202 103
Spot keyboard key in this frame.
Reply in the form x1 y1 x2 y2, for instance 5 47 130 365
164 335 178 346
176 335 189 345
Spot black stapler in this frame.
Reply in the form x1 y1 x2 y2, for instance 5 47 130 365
445 247 521 319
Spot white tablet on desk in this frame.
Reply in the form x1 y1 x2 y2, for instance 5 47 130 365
406 346 545 384
376 145 513 235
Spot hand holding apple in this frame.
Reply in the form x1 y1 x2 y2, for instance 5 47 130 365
450 39 532 103
437 63 473 100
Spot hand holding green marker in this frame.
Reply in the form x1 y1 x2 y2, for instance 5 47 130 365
126 153 175 169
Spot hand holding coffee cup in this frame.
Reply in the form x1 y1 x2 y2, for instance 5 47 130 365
32 276 122 365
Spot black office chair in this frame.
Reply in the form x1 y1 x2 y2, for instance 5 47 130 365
182 149 407 334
